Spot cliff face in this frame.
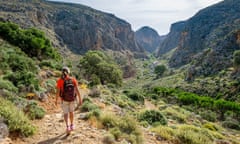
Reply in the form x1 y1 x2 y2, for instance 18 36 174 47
157 0 240 75
156 21 185 56
0 0 146 57
135 26 164 53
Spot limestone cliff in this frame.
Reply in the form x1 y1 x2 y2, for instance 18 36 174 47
0 0 146 57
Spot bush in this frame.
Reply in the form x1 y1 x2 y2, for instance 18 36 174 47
80 51 123 86
162 107 187 123
233 50 240 68
102 134 115 144
200 110 217 122
202 122 219 131
138 110 167 125
0 22 60 60
100 113 143 143
24 101 45 120
4 71 40 91
222 119 240 130
126 91 144 103
151 125 175 141
0 79 18 92
39 60 61 69
80 100 99 112
176 125 213 144
0 97 36 136
154 64 167 77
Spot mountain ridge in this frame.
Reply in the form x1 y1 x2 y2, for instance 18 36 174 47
135 26 166 53
0 0 146 58
155 0 240 78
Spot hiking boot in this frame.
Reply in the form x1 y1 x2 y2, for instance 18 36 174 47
70 124 74 131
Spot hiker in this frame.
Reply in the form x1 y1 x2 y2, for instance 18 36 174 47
55 66 82 134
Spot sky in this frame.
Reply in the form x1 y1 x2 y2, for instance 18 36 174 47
50 0 223 35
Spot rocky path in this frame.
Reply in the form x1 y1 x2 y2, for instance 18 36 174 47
1 89 169 144
20 111 107 144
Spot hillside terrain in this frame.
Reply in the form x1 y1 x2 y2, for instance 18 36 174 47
135 26 165 53
0 0 146 57
1 0 240 144
156 0 240 73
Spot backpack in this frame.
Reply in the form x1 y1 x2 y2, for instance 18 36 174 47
61 78 76 101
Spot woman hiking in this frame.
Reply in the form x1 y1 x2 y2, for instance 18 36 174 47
55 66 82 134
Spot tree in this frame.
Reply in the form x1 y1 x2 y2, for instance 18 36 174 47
80 51 123 86
154 64 167 77
233 50 240 68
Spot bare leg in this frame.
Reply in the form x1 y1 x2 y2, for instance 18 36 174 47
64 113 69 127
69 112 74 125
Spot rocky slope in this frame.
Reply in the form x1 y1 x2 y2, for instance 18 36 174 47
157 0 240 76
156 21 185 56
135 26 165 53
0 0 146 57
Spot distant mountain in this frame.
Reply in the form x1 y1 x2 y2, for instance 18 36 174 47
157 0 240 76
0 0 146 57
156 21 185 56
135 26 165 53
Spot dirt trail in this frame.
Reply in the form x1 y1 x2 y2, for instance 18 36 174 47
9 89 107 144
3 89 168 144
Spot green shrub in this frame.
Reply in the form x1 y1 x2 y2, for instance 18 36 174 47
110 127 122 140
154 64 167 77
0 97 36 136
222 119 240 130
126 91 144 103
86 109 101 119
200 110 217 122
161 107 187 123
151 125 175 141
233 50 240 68
0 79 18 92
39 60 61 69
102 134 115 144
100 113 143 143
24 101 45 120
138 110 167 125
5 71 40 91
100 113 119 129
0 22 60 60
202 122 219 131
80 50 123 86
80 100 99 112
176 125 213 144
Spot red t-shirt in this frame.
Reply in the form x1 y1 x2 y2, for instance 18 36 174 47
56 76 78 92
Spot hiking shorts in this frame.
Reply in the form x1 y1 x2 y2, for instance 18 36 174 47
61 100 75 114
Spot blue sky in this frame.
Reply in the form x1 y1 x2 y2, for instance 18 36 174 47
49 0 223 35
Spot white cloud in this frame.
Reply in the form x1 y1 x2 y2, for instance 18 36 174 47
49 0 223 35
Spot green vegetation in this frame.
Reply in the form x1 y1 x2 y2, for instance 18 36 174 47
100 113 143 144
150 86 240 121
233 50 240 68
0 97 36 136
24 102 45 120
151 124 226 144
154 64 167 77
0 22 60 60
138 110 167 126
79 50 123 86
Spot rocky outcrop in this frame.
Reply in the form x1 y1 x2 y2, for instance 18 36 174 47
157 0 240 76
156 21 185 56
135 26 165 53
0 0 146 57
